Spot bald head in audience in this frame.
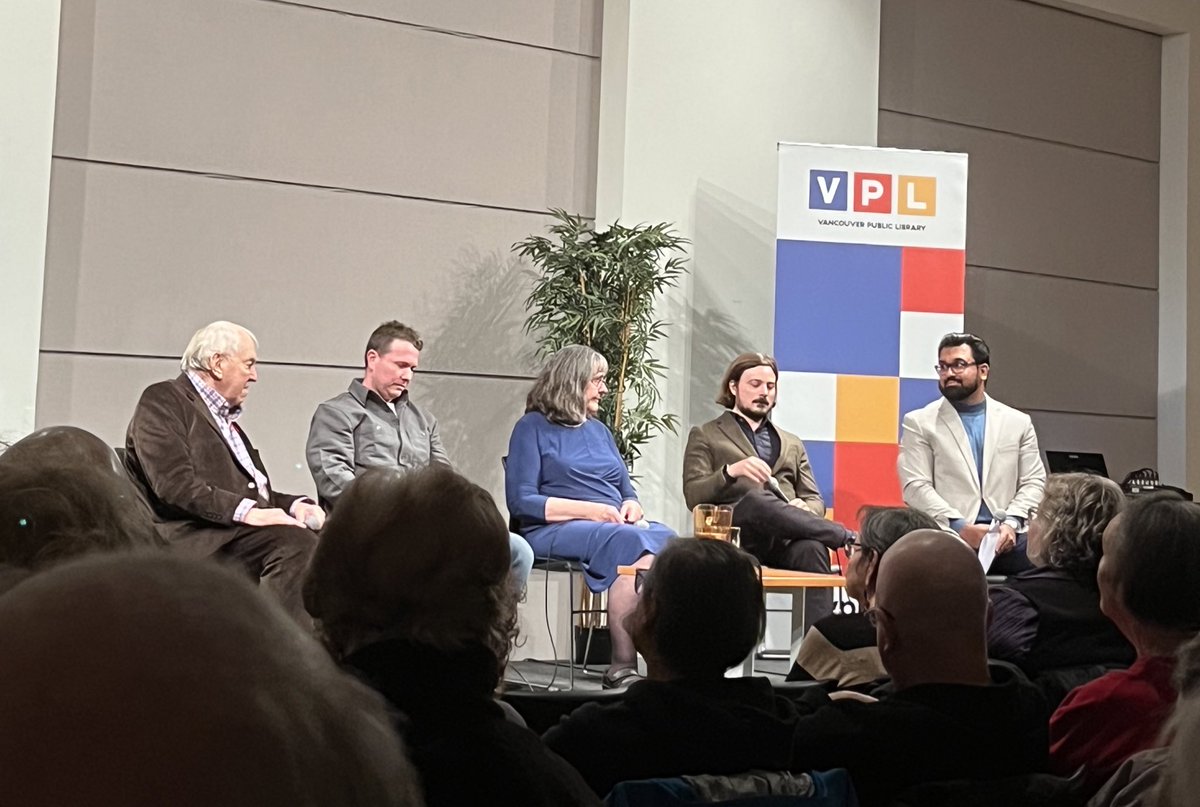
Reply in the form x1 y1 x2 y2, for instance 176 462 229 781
0 553 423 807
873 529 991 691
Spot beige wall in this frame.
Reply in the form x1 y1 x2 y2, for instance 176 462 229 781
38 0 601 505
595 0 882 528
880 0 1163 482
1033 0 1200 491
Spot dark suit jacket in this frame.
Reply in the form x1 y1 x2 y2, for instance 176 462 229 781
125 374 301 554
682 411 825 514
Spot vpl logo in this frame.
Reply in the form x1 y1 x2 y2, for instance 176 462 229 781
808 170 937 217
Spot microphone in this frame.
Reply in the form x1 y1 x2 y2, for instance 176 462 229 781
766 476 790 502
304 513 324 531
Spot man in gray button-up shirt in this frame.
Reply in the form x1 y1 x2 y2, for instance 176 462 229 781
306 321 533 585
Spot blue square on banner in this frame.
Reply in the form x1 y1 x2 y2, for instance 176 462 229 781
898 378 942 441
809 170 848 211
802 440 835 504
774 240 901 376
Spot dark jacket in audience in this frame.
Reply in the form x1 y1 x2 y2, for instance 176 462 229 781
543 676 803 798
787 611 885 690
988 567 1134 677
791 664 1050 807
346 637 600 807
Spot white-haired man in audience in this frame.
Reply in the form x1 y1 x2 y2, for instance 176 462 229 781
125 321 324 625
0 552 423 807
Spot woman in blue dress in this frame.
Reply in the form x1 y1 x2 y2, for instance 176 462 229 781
506 345 675 687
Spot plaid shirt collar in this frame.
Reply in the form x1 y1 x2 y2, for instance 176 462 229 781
186 371 243 423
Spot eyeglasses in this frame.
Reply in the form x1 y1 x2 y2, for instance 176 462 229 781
864 606 893 628
845 539 863 558
1028 506 1039 521
934 360 978 375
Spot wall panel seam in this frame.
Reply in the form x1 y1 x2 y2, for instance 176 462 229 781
38 349 536 382
50 156 595 221
256 0 600 60
1025 407 1156 421
967 263 1158 292
880 108 1160 164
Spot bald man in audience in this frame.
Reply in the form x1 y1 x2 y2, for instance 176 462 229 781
0 553 423 807
0 424 127 476
788 530 1048 806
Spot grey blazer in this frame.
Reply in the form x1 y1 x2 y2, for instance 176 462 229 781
897 395 1046 529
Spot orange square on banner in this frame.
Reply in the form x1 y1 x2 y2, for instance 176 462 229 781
901 248 965 314
833 442 904 531
836 375 899 444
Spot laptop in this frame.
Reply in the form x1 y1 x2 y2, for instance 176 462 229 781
1045 450 1109 477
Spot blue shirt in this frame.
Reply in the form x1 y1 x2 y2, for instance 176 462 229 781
951 399 994 529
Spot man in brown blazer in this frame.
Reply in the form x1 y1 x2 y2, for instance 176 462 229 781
125 321 325 626
684 353 853 624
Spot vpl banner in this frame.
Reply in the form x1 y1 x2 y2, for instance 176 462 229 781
771 143 968 530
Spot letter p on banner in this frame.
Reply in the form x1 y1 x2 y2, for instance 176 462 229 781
853 173 892 214
898 176 937 216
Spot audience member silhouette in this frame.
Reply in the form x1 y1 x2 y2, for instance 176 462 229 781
545 538 806 797
789 529 1048 806
0 552 422 807
787 506 940 688
0 426 160 594
1050 492 1200 794
303 465 599 807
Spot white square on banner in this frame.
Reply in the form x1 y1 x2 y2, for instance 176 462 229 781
773 371 837 442
899 311 965 379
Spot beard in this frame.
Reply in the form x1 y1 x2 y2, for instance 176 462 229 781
939 377 978 402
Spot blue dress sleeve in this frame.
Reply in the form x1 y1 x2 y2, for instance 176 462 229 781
605 423 638 502
505 415 549 526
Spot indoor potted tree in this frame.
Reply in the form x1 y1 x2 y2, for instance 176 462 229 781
513 208 689 469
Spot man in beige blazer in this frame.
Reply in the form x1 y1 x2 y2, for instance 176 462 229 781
684 353 853 624
898 333 1045 575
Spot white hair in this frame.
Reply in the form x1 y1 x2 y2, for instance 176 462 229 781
180 321 257 373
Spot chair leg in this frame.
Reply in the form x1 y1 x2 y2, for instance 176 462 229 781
566 566 576 690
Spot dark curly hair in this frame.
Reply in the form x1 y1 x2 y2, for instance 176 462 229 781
1034 472 1125 583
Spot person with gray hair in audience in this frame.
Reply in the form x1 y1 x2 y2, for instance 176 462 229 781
0 552 423 807
1050 492 1200 796
303 465 599 807
125 320 325 626
545 538 807 799
988 472 1134 704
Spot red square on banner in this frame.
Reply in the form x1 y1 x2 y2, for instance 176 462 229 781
901 248 965 314
833 442 904 531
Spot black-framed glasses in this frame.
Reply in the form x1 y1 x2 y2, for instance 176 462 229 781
864 606 893 628
845 538 863 558
934 360 978 375
1028 505 1039 521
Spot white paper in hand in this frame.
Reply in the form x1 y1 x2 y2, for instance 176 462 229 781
976 510 1007 572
